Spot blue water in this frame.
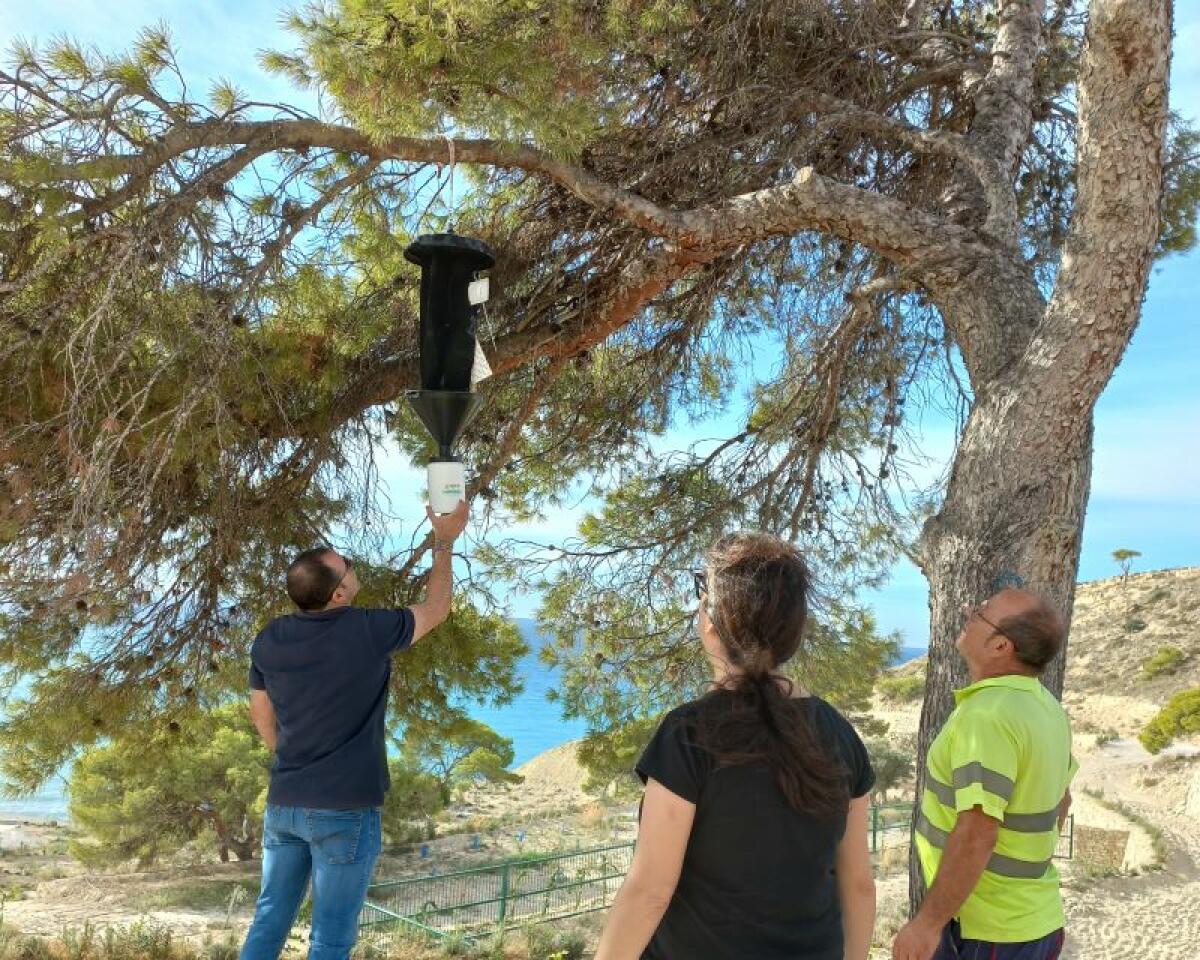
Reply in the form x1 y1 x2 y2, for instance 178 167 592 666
0 626 926 823
0 792 69 822
465 620 588 768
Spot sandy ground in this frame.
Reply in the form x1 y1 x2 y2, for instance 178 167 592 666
1057 738 1200 959
0 821 58 851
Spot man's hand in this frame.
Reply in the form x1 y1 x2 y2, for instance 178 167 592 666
892 916 942 960
428 499 468 543
412 500 468 644
894 807 997 960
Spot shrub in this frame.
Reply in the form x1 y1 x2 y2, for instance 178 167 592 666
0 924 254 960
523 925 587 960
877 674 924 703
865 741 915 801
1140 646 1186 680
550 930 587 960
1140 688 1200 754
524 926 554 960
202 940 238 960
1095 729 1120 747
438 933 475 957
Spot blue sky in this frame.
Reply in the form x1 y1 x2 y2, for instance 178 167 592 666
3 0 1198 647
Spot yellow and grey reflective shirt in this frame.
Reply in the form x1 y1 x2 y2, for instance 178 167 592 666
916 674 1077 942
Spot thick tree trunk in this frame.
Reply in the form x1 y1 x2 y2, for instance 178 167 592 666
905 0 1171 914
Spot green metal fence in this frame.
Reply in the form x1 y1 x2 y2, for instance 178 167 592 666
1055 814 1075 860
360 808 1074 945
359 842 635 945
870 802 913 852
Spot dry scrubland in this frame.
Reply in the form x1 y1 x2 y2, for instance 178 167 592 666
1 568 1198 960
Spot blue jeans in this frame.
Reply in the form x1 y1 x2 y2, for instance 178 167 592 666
934 920 1066 960
240 805 382 960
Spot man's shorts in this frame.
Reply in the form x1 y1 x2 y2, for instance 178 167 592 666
934 919 1066 960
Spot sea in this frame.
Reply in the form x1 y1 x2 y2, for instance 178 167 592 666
0 620 925 824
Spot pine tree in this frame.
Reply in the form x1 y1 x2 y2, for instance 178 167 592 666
1 1 1193 906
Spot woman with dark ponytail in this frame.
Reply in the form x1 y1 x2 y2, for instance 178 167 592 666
596 532 877 960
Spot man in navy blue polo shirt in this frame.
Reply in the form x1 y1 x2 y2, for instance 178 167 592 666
240 500 469 960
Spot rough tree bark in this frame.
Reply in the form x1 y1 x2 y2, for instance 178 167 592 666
908 0 1173 911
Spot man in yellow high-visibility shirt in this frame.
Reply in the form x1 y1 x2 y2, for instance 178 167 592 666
893 589 1076 960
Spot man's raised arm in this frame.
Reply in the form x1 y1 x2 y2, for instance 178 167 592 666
410 499 469 643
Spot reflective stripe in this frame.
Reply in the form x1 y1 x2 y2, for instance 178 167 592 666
1001 808 1061 833
916 815 1052 880
926 777 1059 834
987 849 1054 880
952 761 1015 800
916 813 950 847
926 775 956 807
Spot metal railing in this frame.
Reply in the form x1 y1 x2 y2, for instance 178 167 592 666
360 808 1075 945
1055 814 1075 860
870 802 913 852
360 842 635 945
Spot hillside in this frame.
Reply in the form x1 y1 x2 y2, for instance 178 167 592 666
876 566 1200 737
1063 566 1200 734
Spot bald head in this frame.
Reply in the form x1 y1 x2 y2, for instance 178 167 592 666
287 548 341 611
991 589 1066 674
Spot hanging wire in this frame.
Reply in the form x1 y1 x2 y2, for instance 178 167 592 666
444 134 456 233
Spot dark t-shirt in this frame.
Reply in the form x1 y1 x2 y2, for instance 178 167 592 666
635 692 875 960
248 605 415 809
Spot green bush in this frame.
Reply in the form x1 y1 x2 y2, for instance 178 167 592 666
202 943 238 960
877 674 924 703
438 933 475 957
1140 688 1200 754
1095 729 1120 747
0 923 217 960
550 930 587 960
1140 646 1186 680
69 706 270 867
865 741 915 801
524 927 587 960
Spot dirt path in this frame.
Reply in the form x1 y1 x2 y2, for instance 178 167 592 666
1061 740 1200 959
1 867 259 939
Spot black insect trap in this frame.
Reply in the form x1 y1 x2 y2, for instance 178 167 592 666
404 233 496 513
